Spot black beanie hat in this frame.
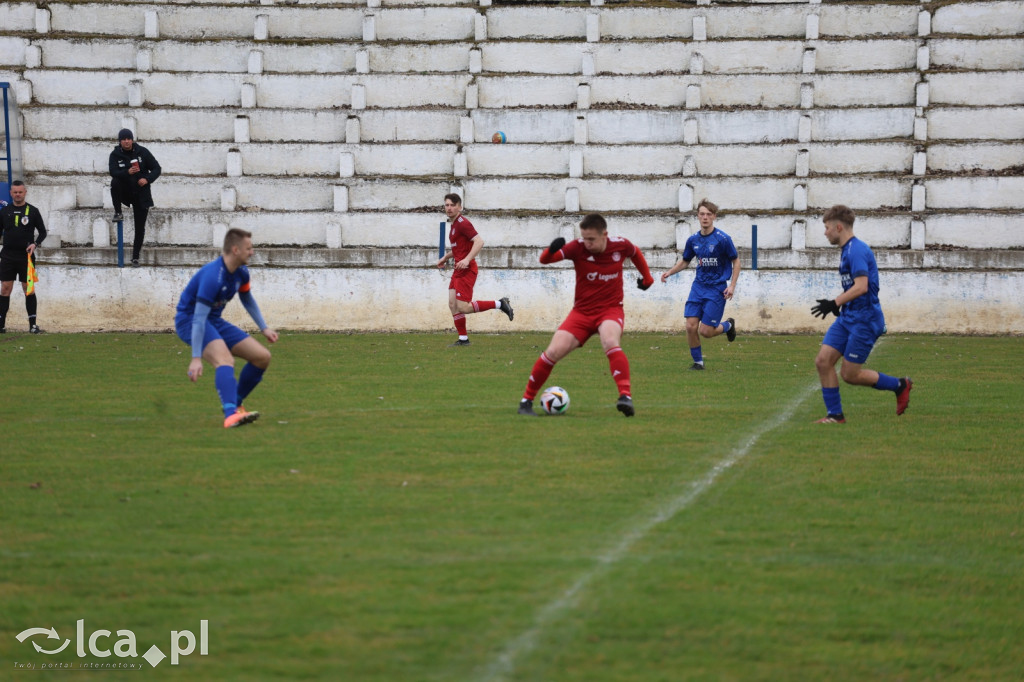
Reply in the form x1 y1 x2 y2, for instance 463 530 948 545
118 128 134 141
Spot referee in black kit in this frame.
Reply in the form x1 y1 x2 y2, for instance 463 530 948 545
0 180 47 333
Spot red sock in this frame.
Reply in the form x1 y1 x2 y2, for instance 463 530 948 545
523 352 555 400
471 301 497 313
453 313 467 336
606 346 631 396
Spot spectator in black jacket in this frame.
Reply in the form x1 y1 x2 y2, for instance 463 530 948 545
109 128 161 266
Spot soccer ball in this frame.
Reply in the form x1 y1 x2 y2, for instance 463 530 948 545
539 386 570 415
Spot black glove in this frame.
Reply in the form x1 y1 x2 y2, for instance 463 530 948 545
636 277 652 291
811 298 840 319
548 237 566 254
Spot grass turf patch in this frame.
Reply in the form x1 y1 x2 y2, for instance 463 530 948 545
1 332 1021 680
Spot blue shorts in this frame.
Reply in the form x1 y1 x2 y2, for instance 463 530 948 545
822 314 885 364
175 315 250 353
684 282 727 327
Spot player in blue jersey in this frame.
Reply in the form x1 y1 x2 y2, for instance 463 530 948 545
175 228 279 428
660 199 740 370
811 205 912 423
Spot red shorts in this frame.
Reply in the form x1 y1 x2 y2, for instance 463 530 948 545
558 307 625 346
449 265 478 302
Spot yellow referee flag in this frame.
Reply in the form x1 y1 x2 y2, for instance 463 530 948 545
26 256 38 295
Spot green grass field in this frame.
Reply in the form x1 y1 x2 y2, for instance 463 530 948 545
2 331 1022 680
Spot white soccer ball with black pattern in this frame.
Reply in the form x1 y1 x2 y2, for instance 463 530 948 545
539 386 570 415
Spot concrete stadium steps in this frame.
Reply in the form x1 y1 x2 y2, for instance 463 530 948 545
479 39 920 75
14 68 952 110
5 0 1019 44
26 141 460 178
21 38 475 75
470 108 917 144
51 209 805 250
0 2 931 42
9 0 1015 45
39 172 1024 249
927 108 1024 142
24 139 929 180
0 35 1004 78
930 1 1024 36
37 173 920 216
20 106 920 146
930 39 1024 71
928 143 1024 173
21 70 473 108
21 108 466 144
37 244 1024 276
21 103 1023 150
39 4 477 41
475 73 922 109
46 205 1024 254
2 0 1022 259
485 4 922 40
927 72 1024 107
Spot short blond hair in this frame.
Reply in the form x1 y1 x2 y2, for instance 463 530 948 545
223 228 252 253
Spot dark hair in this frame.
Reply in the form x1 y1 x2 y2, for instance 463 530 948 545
579 213 607 232
444 193 462 206
823 204 855 228
697 198 718 215
10 180 25 187
223 228 252 253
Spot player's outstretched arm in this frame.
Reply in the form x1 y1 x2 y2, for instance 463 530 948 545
239 290 270 335
630 248 655 290
188 300 214 381
660 257 689 283
540 237 566 264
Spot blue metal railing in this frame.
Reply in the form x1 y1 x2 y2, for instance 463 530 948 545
1 82 12 204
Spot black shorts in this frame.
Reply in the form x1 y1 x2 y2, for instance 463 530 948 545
0 257 30 282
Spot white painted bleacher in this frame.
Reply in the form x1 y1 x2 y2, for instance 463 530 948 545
0 0 1020 260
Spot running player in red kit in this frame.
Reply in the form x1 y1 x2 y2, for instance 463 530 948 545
518 213 655 417
436 193 514 346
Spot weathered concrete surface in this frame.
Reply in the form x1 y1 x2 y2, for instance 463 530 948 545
26 261 1024 334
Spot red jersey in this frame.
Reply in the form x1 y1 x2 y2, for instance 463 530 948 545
448 214 478 265
560 236 638 316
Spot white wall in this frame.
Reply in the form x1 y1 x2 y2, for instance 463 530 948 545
29 264 1024 335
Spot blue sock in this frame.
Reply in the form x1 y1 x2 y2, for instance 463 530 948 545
690 346 703 364
721 320 732 334
873 373 900 392
215 365 238 418
822 386 843 416
236 363 265 406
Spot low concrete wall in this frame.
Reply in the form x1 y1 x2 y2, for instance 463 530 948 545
26 264 1024 335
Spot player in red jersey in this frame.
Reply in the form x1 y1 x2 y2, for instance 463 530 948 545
518 213 655 417
436 193 513 346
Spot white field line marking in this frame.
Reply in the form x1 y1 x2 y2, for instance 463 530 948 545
478 381 820 682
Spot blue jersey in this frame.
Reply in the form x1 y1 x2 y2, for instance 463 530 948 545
839 237 884 322
175 256 251 322
682 228 738 288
